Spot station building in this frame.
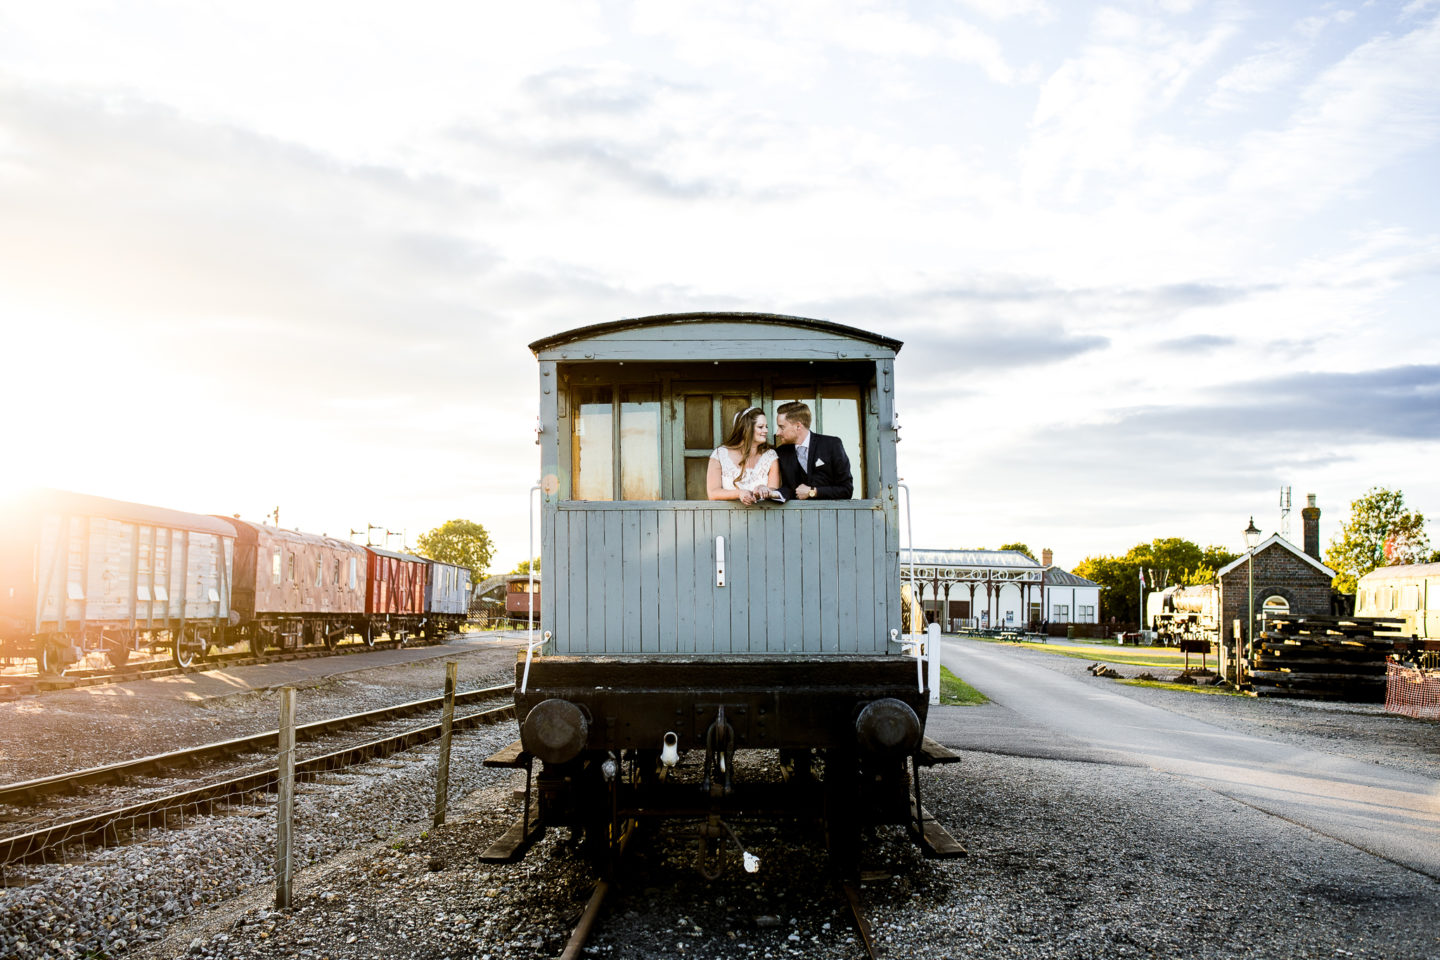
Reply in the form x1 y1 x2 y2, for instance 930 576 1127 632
901 548 1100 631
1216 496 1336 640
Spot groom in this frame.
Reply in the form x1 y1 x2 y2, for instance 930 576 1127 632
774 401 853 500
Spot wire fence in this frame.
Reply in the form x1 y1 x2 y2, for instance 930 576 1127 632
1384 661 1440 720
0 675 516 959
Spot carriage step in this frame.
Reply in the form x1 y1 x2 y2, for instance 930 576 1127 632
911 804 967 858
915 737 962 766
479 803 542 862
483 739 530 769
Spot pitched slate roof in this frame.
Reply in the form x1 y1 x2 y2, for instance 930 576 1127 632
1216 533 1336 579
1043 566 1101 588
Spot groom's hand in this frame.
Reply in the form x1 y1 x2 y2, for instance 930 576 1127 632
797 484 815 499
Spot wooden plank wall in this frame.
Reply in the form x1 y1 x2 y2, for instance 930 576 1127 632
546 502 894 655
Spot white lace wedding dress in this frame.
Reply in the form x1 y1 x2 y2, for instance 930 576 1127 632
710 446 778 493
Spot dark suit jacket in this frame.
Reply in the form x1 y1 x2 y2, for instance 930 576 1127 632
776 432 853 500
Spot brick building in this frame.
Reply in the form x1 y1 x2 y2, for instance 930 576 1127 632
1215 497 1335 644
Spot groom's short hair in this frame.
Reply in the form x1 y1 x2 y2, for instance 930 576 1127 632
776 401 811 428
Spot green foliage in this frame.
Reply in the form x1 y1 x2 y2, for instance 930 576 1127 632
997 542 1035 561
416 519 495 582
1074 537 1239 620
1324 487 1432 593
511 557 541 575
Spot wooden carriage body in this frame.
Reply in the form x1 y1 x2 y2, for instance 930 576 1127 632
531 312 905 658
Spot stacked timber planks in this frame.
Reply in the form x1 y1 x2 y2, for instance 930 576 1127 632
1247 615 1408 701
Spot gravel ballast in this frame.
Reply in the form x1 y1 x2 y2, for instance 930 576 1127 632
2 638 1437 959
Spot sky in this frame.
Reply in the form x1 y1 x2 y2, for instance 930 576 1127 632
2 0 1437 574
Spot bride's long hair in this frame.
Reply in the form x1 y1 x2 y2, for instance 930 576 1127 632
720 406 771 465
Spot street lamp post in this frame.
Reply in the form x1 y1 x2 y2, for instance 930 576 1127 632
1243 516 1261 687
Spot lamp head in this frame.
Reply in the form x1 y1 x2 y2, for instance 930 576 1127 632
1244 516 1261 550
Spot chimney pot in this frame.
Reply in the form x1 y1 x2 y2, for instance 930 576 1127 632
1301 494 1321 559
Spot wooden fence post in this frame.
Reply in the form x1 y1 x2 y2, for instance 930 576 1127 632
434 661 458 828
275 686 296 909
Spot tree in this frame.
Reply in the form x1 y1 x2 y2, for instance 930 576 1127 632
1325 487 1431 593
511 557 541 575
1073 537 1238 621
998 542 1035 561
416 519 495 582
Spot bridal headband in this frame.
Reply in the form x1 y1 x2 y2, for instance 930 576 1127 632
732 405 762 426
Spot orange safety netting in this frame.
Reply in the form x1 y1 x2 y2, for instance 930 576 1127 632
1385 662 1440 720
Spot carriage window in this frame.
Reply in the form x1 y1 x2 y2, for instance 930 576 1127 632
774 383 866 498
681 390 757 499
315 559 323 587
571 384 662 500
349 556 357 590
573 386 614 500
272 552 282 585
1400 584 1419 610
620 386 661 500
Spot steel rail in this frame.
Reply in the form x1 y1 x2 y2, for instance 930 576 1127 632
0 700 517 866
0 683 515 807
34 635 441 690
841 881 879 960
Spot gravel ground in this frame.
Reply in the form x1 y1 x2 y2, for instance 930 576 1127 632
3 640 1438 960
0 635 521 783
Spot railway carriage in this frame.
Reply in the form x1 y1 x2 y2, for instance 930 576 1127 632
508 313 956 879
1356 562 1440 639
364 546 428 644
221 518 369 660
0 489 233 670
421 558 472 639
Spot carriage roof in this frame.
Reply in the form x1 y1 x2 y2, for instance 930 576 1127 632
529 312 902 360
1359 562 1440 582
15 488 236 538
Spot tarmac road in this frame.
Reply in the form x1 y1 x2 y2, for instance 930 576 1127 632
931 635 1440 882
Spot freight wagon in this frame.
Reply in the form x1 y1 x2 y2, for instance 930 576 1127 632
0 489 233 671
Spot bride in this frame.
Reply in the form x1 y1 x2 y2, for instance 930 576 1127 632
707 406 781 505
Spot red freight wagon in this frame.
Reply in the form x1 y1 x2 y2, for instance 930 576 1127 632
365 546 427 643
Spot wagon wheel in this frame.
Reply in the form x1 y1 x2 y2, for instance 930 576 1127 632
248 628 267 658
322 622 337 651
36 645 58 676
172 634 196 669
362 623 376 648
106 643 131 668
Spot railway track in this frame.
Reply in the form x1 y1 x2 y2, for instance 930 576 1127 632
0 682 517 869
1 634 445 695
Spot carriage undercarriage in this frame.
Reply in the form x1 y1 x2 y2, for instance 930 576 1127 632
491 655 964 880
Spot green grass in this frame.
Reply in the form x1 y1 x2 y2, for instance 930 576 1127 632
939 665 989 705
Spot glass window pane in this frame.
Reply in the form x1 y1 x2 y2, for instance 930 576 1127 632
820 386 864 498
685 457 711 500
573 386 614 501
720 395 751 439
684 395 713 450
620 386 660 500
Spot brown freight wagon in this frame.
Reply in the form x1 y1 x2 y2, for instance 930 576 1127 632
221 518 369 655
365 546 427 644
